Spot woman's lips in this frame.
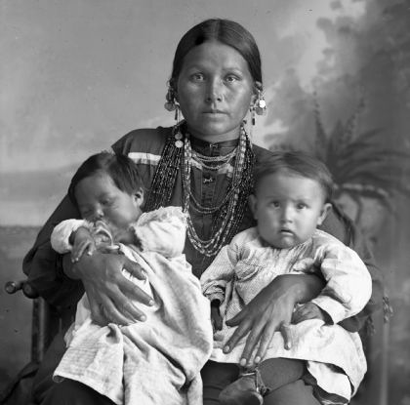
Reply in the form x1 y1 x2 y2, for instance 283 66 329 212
203 109 226 114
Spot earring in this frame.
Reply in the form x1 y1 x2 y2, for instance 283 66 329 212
250 105 256 126
250 88 267 126
174 104 180 122
164 81 177 112
255 88 267 116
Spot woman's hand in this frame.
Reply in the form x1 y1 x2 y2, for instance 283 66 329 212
63 252 154 325
223 274 324 366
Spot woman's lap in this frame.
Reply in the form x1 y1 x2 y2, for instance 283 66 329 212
201 360 320 405
41 379 115 405
202 361 240 404
37 355 320 405
264 380 320 405
41 377 320 405
33 332 66 404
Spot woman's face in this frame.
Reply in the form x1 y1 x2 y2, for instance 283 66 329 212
175 41 256 142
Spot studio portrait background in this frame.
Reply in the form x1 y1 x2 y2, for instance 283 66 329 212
1 1 409 404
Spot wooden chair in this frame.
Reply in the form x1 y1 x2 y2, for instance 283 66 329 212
1 280 61 405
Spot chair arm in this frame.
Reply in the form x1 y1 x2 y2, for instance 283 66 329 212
4 280 39 299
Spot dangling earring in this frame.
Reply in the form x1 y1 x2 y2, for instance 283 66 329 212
164 81 177 111
250 84 267 126
164 80 181 122
250 105 256 126
174 104 180 122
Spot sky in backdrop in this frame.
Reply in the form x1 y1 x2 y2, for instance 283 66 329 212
1 0 408 225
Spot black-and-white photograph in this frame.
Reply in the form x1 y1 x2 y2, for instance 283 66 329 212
1 1 409 404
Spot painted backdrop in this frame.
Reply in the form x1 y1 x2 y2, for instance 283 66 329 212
1 1 409 404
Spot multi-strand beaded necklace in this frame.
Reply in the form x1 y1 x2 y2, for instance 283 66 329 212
145 121 255 258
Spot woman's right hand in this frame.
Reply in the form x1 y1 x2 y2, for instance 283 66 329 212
63 252 154 325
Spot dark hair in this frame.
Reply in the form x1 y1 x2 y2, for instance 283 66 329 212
170 18 262 87
254 151 334 202
68 152 144 206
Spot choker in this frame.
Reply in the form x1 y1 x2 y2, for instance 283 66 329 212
146 121 255 257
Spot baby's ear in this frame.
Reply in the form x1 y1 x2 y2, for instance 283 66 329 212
317 202 332 226
248 194 258 220
134 188 145 206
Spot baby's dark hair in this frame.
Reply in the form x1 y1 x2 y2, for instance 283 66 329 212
68 151 144 206
254 151 334 202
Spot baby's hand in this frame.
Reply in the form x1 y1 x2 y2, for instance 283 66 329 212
71 227 97 263
211 301 223 332
292 302 330 324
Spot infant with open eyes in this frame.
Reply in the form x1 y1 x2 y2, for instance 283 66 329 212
200 151 372 405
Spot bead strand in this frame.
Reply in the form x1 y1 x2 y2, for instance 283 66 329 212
146 120 255 258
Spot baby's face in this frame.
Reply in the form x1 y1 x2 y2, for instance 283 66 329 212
74 172 143 235
250 172 330 249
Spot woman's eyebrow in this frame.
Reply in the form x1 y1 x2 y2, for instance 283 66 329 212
184 63 244 72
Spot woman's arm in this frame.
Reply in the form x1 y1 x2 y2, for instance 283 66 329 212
23 194 154 324
23 129 164 321
23 195 84 310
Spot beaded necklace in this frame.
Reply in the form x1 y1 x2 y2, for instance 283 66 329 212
190 148 237 171
145 121 255 258
145 124 184 209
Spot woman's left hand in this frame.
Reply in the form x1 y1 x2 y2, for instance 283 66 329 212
223 274 324 366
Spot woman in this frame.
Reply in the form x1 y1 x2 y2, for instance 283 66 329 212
24 18 384 404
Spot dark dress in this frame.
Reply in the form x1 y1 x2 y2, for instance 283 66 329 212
23 126 384 404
